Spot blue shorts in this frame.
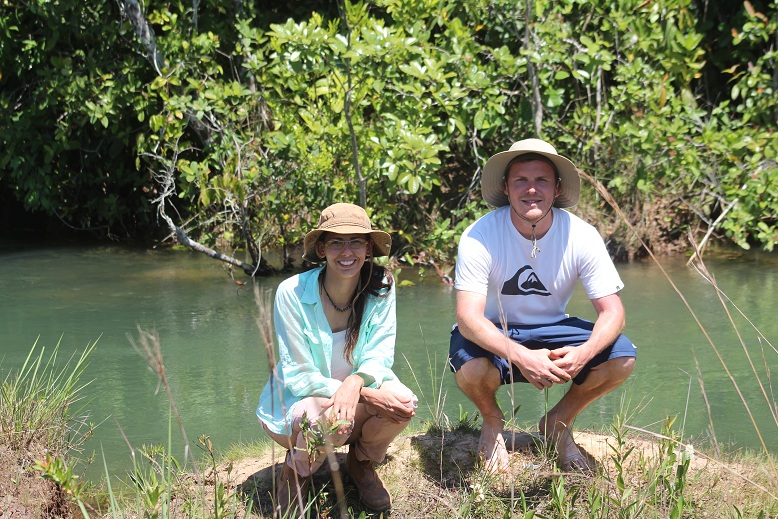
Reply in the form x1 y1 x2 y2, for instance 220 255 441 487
448 317 636 385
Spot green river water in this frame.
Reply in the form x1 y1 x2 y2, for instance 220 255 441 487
0 241 776 481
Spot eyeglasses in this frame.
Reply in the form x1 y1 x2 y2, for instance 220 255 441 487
323 238 369 252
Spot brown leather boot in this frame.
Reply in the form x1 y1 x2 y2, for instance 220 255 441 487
274 453 311 518
346 445 391 511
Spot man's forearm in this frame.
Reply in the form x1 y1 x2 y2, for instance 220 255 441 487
583 312 625 358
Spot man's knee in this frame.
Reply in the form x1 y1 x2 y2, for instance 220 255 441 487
454 357 500 392
612 356 635 380
588 356 634 387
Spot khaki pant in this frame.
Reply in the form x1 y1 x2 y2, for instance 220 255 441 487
262 380 416 476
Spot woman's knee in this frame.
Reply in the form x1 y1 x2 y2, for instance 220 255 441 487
376 380 417 408
290 396 329 422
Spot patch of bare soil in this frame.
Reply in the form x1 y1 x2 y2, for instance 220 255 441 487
0 445 71 519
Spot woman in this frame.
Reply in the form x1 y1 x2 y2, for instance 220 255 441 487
257 203 417 516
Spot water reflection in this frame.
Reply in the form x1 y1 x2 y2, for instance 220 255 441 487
0 243 775 481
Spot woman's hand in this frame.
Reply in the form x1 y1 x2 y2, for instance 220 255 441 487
322 375 363 435
360 387 415 423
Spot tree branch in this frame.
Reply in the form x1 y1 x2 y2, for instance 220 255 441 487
121 0 166 75
145 142 268 277
525 0 543 135
337 0 366 207
166 216 259 275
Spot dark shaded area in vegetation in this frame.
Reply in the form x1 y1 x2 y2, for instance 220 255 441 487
1 0 776 270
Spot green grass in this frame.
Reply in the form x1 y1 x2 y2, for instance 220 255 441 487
0 338 95 455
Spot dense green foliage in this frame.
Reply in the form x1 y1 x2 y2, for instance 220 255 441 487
1 0 776 265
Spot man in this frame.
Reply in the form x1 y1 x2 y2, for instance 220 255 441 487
449 138 636 474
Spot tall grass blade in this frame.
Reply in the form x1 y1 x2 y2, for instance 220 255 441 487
0 338 95 455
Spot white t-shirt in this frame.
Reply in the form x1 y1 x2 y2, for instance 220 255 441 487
455 206 624 325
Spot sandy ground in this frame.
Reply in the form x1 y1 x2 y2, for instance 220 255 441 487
210 428 724 518
2 429 762 518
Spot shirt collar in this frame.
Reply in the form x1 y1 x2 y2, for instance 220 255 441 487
301 265 325 305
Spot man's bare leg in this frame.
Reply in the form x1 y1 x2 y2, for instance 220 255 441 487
539 357 635 472
454 358 509 473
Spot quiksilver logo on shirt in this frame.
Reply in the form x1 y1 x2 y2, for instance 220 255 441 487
501 265 551 296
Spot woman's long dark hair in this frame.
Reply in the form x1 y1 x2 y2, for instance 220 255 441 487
319 246 393 362
345 258 392 361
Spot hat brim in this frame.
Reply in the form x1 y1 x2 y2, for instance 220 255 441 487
481 149 580 208
302 227 392 263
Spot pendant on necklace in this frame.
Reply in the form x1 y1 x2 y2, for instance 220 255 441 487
530 224 541 258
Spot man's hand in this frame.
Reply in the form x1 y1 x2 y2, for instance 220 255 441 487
514 347 571 390
548 346 592 379
456 291 574 391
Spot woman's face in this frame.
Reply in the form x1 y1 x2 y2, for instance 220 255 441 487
317 233 371 279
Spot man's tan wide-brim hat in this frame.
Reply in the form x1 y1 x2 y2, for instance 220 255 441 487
481 138 580 208
302 203 392 263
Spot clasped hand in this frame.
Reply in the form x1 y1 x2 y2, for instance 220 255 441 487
516 347 576 390
548 346 589 379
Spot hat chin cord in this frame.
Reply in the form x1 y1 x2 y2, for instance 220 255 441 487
509 195 555 259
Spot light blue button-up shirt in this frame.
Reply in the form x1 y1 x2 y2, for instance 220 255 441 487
257 266 400 435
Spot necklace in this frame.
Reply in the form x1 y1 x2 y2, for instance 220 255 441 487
510 201 554 259
530 224 541 258
322 283 352 312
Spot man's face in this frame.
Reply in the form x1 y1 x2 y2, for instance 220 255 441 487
503 160 559 223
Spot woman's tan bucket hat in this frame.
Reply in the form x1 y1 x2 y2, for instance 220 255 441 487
302 203 392 263
481 138 580 208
